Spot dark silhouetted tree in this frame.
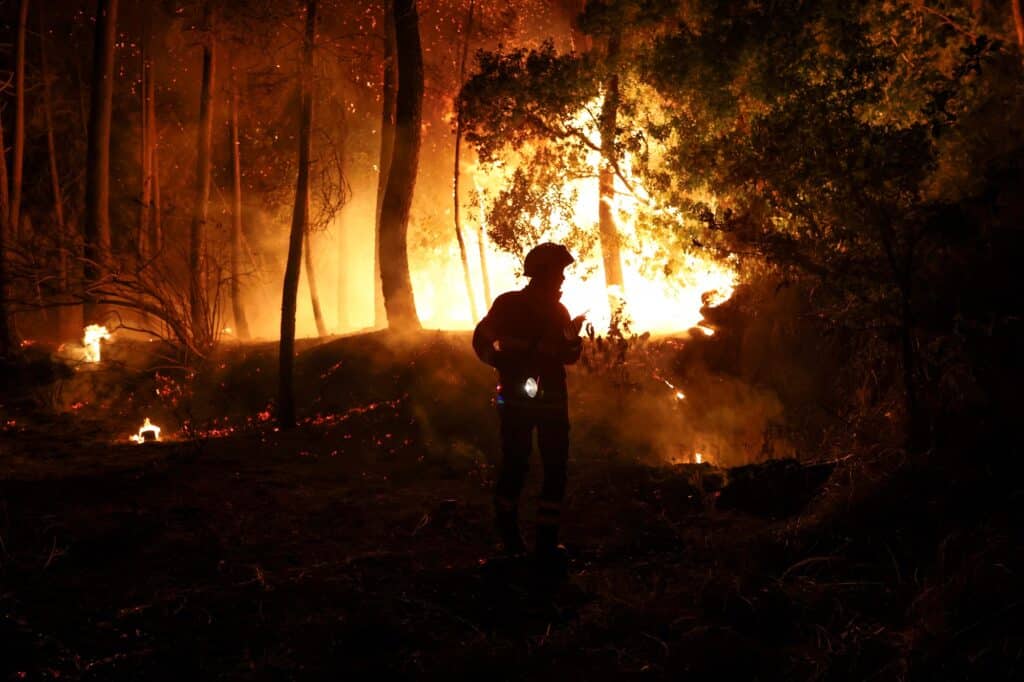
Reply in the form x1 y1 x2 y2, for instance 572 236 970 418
378 0 423 332
279 0 317 428
189 0 216 347
83 0 118 324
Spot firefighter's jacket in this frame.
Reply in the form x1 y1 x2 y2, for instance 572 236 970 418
472 283 583 412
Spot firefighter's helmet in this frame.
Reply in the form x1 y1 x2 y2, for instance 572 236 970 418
523 242 574 278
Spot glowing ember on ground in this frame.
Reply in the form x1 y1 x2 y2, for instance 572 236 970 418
129 417 162 444
82 325 111 363
696 325 715 336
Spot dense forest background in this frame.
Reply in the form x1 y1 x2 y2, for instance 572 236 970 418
2 2 1024 678
1 0 1021 450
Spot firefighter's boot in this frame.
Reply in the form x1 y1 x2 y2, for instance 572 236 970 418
495 500 526 555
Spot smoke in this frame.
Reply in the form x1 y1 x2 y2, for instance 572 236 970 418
566 335 790 468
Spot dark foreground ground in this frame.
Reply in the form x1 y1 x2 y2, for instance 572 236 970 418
1 332 1021 680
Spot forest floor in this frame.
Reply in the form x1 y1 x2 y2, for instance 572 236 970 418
1 331 1020 680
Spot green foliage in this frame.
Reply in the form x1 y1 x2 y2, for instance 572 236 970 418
462 0 1024 444
460 40 599 163
580 300 651 391
476 151 598 261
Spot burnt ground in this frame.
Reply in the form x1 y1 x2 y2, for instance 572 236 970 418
1 331 1021 680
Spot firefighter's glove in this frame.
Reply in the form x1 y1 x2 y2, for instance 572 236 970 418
563 314 587 341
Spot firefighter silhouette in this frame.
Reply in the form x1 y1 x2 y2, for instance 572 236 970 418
473 243 586 567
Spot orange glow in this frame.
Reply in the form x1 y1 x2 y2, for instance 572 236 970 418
129 417 162 444
407 98 737 335
82 325 111 363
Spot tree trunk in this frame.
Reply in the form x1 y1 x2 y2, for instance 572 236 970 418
229 85 251 340
139 16 153 259
40 4 67 290
151 79 162 253
333 110 350 332
598 28 624 292
304 226 328 337
453 0 478 322
83 0 118 324
336 205 348 330
373 2 397 329
9 0 29 242
190 1 216 348
476 221 492 308
0 111 8 230
379 0 423 332
0 114 12 357
279 0 317 428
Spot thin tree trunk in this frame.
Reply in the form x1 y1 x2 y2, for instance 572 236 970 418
84 0 118 324
139 16 153 259
40 4 67 290
74 59 89 139
9 0 29 241
190 1 216 347
598 28 624 292
146 32 161 253
230 84 251 340
279 0 317 428
336 205 348 330
373 3 397 329
476 221 492 307
0 112 8 231
379 0 423 332
0 114 11 356
1013 0 1024 55
335 116 349 332
151 84 162 253
304 226 328 337
453 0 478 322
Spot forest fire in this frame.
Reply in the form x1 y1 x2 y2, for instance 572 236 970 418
82 325 110 363
0 0 1017 678
409 94 737 335
129 417 162 444
410 199 737 335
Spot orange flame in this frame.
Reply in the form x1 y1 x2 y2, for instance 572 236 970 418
82 325 111 363
409 97 737 334
129 417 162 444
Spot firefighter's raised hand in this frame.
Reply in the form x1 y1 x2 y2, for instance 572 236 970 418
563 313 587 341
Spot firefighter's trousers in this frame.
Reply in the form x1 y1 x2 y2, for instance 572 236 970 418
494 404 569 536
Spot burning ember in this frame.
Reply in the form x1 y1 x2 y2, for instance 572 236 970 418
129 417 162 444
659 377 686 401
82 325 111 363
